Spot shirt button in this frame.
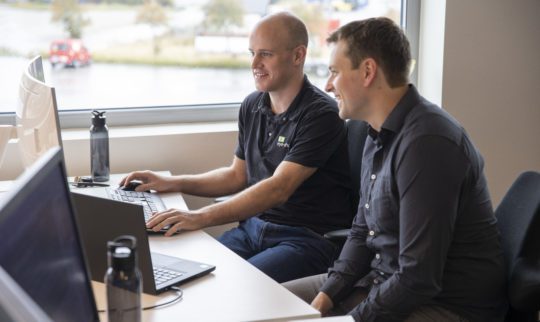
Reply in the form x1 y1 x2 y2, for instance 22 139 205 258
371 174 376 180
268 132 272 137
364 203 369 209
375 253 380 259
369 230 375 236
373 279 379 285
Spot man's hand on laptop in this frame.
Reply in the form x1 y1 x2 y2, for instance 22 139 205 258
119 170 177 192
146 209 207 237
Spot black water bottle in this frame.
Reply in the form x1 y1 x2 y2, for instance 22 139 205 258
90 110 110 182
105 235 142 322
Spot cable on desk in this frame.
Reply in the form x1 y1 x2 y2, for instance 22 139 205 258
97 287 183 313
143 287 183 310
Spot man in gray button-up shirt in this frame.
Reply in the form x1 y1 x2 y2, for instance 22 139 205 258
284 17 507 322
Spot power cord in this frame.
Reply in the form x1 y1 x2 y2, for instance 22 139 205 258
143 287 183 310
97 287 183 313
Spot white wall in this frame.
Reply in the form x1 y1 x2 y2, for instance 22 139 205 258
440 0 540 206
1 123 238 211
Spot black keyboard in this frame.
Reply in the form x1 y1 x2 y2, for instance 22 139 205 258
153 267 183 286
106 188 166 223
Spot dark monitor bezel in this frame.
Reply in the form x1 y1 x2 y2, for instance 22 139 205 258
0 147 99 322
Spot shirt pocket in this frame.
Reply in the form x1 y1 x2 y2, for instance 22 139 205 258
371 176 399 234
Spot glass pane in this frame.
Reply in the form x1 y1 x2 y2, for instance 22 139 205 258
0 0 401 114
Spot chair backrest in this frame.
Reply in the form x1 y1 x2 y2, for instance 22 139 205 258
496 171 540 269
346 119 369 210
323 120 368 245
495 171 540 316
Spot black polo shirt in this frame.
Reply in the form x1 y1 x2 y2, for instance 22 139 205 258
235 77 354 234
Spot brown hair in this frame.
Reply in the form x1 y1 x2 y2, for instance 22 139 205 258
327 17 411 87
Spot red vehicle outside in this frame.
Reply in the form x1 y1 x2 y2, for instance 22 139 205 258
49 39 91 68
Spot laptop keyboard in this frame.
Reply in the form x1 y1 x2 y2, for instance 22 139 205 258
153 267 183 285
107 188 166 223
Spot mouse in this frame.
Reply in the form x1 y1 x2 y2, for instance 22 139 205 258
120 180 143 192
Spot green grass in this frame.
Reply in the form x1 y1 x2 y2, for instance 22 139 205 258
92 53 250 69
91 37 252 69
0 47 25 57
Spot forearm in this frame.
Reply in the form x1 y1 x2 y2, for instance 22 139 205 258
349 272 440 322
193 174 291 226
320 237 372 302
175 166 246 197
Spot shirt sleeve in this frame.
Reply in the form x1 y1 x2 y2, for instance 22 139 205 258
319 207 373 301
350 135 470 321
284 108 346 168
234 101 246 160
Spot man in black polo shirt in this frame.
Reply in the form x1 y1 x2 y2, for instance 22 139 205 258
283 18 507 321
121 12 354 283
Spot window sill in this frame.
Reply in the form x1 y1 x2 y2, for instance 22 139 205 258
61 121 238 141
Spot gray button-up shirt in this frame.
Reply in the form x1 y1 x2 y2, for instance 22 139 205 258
320 85 507 322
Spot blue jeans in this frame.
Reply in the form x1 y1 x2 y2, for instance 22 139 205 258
218 217 338 283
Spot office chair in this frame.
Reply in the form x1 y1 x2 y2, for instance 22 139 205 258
495 171 540 322
323 119 369 246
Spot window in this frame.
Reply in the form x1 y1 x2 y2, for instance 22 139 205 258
0 0 414 128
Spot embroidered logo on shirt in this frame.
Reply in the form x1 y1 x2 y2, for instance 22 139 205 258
277 136 290 148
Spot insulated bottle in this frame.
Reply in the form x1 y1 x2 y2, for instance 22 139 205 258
90 110 110 182
104 235 142 322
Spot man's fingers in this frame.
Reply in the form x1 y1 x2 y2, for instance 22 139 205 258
165 222 183 237
146 209 177 228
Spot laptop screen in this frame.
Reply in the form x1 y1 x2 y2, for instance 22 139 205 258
0 148 98 322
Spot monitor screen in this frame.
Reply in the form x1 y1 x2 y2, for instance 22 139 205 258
0 147 98 322
0 266 52 322
15 56 63 168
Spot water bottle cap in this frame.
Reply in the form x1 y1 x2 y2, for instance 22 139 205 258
107 235 137 271
111 247 135 271
92 110 106 127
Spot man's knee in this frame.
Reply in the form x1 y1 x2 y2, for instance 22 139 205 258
217 227 254 259
282 273 328 304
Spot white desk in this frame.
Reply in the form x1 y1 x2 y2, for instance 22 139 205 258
78 174 320 322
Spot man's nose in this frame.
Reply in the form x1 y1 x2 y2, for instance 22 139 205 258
251 54 262 69
325 78 334 93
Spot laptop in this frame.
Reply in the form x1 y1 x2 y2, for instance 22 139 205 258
71 192 215 295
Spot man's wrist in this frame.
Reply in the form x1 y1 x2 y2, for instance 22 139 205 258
311 292 334 316
170 175 186 192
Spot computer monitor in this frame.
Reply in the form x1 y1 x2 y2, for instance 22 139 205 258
0 147 98 322
0 266 52 322
15 56 63 168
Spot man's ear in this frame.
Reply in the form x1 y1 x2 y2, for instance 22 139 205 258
361 58 378 86
293 45 307 65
